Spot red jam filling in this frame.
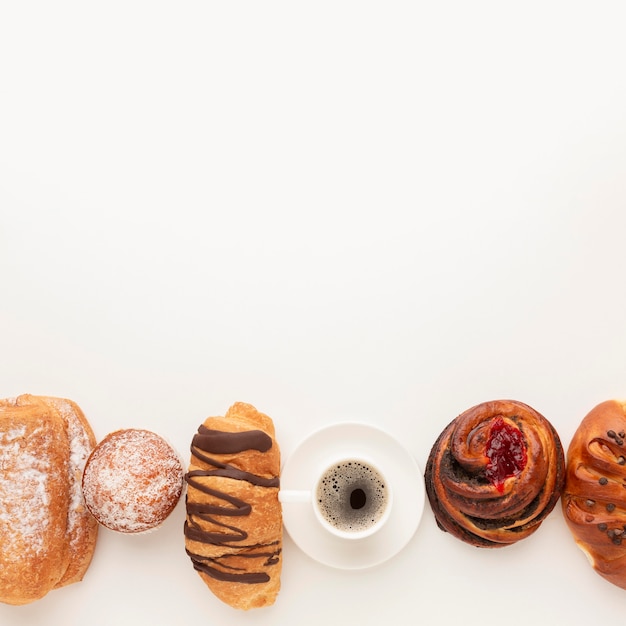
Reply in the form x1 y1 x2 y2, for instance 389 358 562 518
484 418 527 493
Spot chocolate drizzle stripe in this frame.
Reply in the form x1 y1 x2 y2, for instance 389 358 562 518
187 455 279 488
194 425 273 454
185 542 281 573
190 557 271 584
185 479 252 515
185 518 247 544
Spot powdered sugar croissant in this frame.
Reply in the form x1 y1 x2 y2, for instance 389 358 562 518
184 402 281 610
0 394 98 605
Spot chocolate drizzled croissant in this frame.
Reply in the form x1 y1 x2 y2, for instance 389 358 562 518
184 402 281 610
562 400 626 589
425 399 565 547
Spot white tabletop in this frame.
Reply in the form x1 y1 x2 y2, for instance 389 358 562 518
2 2 626 625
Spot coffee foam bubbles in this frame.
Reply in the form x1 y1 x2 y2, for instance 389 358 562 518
316 460 388 532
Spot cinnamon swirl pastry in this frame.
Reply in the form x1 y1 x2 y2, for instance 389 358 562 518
562 400 626 589
184 402 281 610
425 399 565 547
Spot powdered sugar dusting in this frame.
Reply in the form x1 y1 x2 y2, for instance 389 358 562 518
82 429 184 533
46 398 94 550
0 425 55 560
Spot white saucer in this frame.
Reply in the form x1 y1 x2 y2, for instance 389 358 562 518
280 422 425 570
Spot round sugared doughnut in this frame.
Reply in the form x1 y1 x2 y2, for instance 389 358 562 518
82 429 184 533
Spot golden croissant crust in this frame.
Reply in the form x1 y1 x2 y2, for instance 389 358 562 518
425 399 565 547
184 402 281 610
562 400 626 589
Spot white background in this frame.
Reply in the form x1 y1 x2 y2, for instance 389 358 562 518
1 2 626 624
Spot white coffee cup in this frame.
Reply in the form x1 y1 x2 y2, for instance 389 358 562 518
279 456 393 540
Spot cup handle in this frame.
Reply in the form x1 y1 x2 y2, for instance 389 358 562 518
278 489 312 503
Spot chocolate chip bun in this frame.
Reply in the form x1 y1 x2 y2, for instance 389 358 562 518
425 399 565 547
184 402 281 610
0 394 98 605
562 400 626 589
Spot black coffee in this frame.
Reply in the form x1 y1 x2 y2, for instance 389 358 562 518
316 460 388 532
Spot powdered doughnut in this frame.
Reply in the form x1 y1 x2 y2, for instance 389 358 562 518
82 429 184 533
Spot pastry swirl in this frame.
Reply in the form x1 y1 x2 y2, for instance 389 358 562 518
562 400 626 589
184 402 281 610
425 399 565 547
